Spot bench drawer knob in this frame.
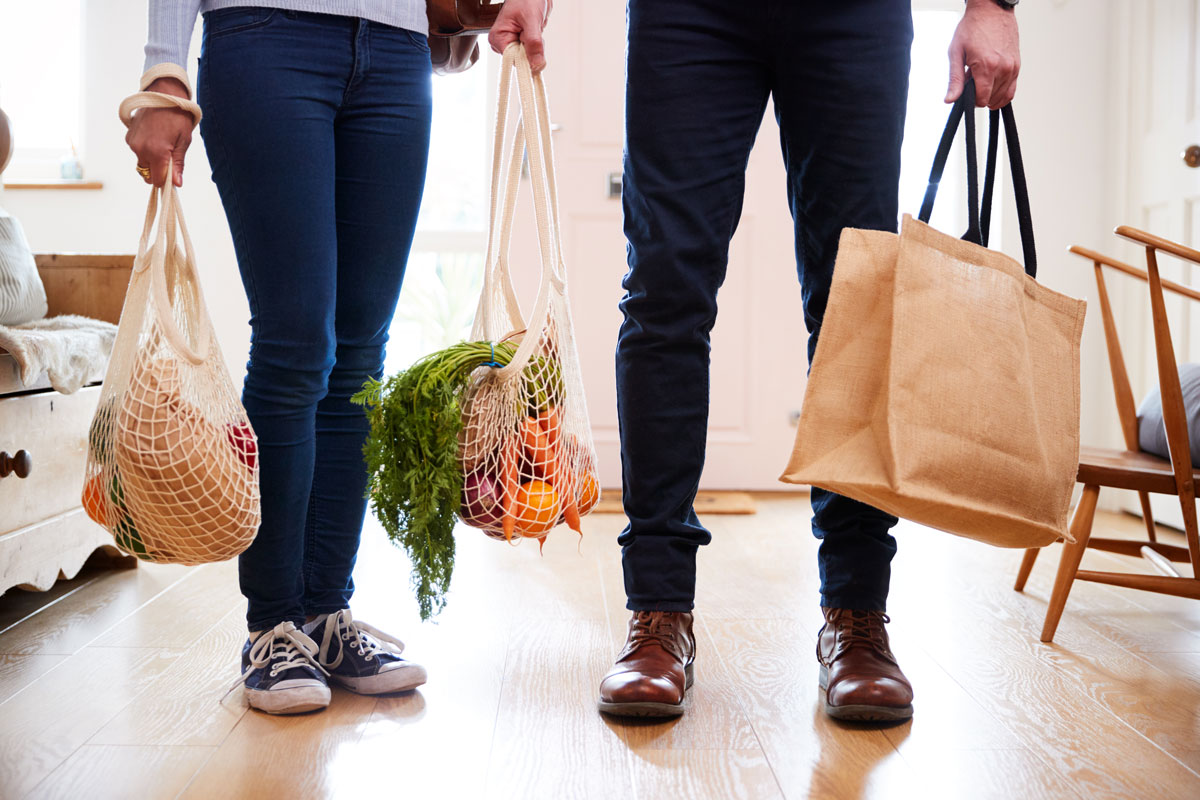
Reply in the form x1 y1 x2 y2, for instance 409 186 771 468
0 450 32 479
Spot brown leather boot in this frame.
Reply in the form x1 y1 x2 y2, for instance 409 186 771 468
817 607 913 722
598 611 695 718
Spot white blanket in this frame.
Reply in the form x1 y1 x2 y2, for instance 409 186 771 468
0 314 117 394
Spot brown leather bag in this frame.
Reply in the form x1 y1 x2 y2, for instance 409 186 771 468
427 0 504 75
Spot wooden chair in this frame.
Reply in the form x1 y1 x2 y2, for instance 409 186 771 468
1014 227 1200 642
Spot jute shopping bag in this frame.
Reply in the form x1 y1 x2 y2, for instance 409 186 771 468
781 81 1086 548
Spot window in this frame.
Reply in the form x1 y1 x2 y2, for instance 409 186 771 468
386 55 494 373
0 0 85 180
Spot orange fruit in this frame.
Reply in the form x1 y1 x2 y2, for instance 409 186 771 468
514 479 560 536
577 473 600 514
81 475 109 527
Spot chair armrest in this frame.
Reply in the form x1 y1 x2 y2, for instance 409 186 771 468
34 254 134 325
1110 229 1200 505
1115 226 1200 267
1072 244 1200 303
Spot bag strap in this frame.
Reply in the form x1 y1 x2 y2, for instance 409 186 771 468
476 43 567 378
979 108 999 247
919 79 976 237
918 78 1037 277
133 180 212 365
119 91 202 130
477 56 527 336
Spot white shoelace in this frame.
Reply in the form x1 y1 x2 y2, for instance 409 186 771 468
224 621 328 700
317 609 406 670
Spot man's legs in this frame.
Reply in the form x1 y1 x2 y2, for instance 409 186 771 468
602 0 769 717
770 0 912 613
770 0 915 721
617 0 770 612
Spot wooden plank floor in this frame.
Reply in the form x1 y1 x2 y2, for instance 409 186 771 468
2 493 1199 799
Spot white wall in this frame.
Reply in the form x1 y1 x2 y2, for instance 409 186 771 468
1 0 248 378
990 0 1124 506
4 0 1123 484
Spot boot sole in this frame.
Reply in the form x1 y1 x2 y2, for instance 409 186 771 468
818 665 913 723
597 663 694 718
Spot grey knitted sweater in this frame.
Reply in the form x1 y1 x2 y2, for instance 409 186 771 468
145 0 427 71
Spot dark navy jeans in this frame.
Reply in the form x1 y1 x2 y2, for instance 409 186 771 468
197 8 432 631
617 0 912 612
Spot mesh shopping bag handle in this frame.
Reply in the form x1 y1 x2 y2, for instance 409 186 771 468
474 44 568 378
492 67 567 288
118 91 203 130
477 43 566 349
132 180 213 365
119 91 212 365
918 77 1037 278
475 118 532 337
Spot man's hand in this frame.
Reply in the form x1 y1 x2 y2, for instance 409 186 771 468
946 0 1020 109
488 0 552 73
124 76 193 187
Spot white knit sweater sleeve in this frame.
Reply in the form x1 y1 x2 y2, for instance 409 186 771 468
144 0 204 71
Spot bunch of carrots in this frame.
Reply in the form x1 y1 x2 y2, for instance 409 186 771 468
459 359 598 546
353 336 595 620
500 408 583 542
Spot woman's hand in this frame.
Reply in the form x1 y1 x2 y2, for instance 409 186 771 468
946 0 1020 109
124 76 194 187
488 0 552 73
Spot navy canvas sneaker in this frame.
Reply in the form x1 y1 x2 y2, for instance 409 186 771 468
303 609 427 695
234 621 331 715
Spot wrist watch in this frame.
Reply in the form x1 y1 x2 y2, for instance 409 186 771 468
992 0 1018 7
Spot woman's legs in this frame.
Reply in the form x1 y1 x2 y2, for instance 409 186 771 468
197 12 430 712
198 10 357 632
302 21 433 618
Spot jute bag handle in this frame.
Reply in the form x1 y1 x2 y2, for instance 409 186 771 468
478 43 567 379
119 91 212 365
918 77 1037 277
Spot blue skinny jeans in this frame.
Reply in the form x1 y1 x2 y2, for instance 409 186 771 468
197 7 432 631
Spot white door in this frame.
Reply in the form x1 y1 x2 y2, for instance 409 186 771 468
500 3 968 491
1121 0 1200 528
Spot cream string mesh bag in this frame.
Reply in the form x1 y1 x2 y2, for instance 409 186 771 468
458 44 600 542
82 92 260 563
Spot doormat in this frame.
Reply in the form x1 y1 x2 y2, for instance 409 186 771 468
592 491 757 515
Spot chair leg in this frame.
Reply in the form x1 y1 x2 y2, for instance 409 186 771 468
1173 477 1200 580
1014 548 1039 591
1137 491 1157 544
1041 484 1100 643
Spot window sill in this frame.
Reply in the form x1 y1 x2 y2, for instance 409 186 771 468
2 180 104 191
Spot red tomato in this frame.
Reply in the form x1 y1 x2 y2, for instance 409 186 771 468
225 422 258 469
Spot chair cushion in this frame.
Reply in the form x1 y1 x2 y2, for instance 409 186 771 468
0 209 48 326
1137 362 1200 468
